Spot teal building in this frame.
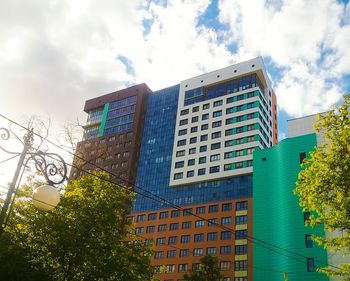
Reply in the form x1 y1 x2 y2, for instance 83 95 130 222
253 133 329 281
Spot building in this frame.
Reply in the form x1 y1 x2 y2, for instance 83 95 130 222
253 115 329 281
70 83 151 185
130 57 277 281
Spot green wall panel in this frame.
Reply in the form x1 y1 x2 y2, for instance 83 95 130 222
253 133 329 281
97 103 109 137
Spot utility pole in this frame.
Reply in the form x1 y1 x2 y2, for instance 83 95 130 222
0 129 32 233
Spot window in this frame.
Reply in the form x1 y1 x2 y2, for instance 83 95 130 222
236 115 244 122
174 173 183 180
304 212 311 224
208 218 218 226
236 150 244 157
220 246 231 254
237 105 244 111
196 206 205 214
208 204 218 213
211 143 221 150
207 247 217 255
226 118 234 125
159 211 168 219
180 249 189 257
235 245 248 255
192 263 201 271
237 94 244 101
177 140 186 147
182 221 191 229
135 227 144 234
148 213 157 220
179 119 188 126
213 110 222 118
221 231 231 240
175 161 184 168
183 208 192 216
193 248 203 256
171 210 180 218
201 124 209 130
158 224 167 232
200 145 207 152
187 170 194 177
198 168 206 175
194 233 204 242
191 127 198 133
235 260 248 271
236 201 248 211
200 134 208 141
156 237 165 245
176 150 185 157
154 251 164 259
236 126 244 134
188 159 195 166
235 230 247 240
202 113 209 120
225 140 233 147
178 129 187 136
222 203 232 211
192 116 199 123
300 152 306 164
181 109 189 115
247 124 255 131
207 232 217 241
170 223 179 230
247 160 253 167
146 226 155 233
178 264 188 272
195 220 205 228
224 164 232 171
168 236 177 245
247 147 255 154
203 103 210 110
214 100 223 107
211 131 221 139
181 235 190 243
247 136 255 142
189 148 196 154
247 91 255 98
247 102 255 109
166 264 175 273
247 113 255 120
221 217 232 225
193 106 199 112
209 166 220 173
210 154 220 162
220 261 231 270
212 121 222 128
305 235 313 248
137 215 145 222
236 215 247 225
236 138 244 145
199 157 206 164
307 258 315 272
167 250 176 258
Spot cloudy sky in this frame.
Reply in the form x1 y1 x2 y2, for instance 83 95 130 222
0 0 350 185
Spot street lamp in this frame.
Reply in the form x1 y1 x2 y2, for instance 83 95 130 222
0 127 67 233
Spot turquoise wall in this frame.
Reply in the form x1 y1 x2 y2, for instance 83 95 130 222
253 133 329 281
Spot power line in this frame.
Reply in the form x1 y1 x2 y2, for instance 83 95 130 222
0 113 340 272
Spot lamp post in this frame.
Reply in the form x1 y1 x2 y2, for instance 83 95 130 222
0 127 67 233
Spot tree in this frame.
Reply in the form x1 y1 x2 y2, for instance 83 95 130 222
1 172 155 281
294 94 350 279
183 255 222 281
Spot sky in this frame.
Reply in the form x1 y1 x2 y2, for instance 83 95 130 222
0 0 350 186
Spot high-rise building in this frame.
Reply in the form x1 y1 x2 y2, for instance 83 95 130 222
130 57 277 281
70 84 151 185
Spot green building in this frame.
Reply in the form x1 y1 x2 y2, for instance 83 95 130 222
253 132 329 281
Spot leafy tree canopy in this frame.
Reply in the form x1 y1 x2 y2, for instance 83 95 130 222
294 94 350 279
183 254 222 281
0 172 155 281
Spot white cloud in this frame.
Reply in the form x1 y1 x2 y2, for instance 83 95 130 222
218 0 350 117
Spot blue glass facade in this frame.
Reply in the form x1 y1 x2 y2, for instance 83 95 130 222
132 85 252 213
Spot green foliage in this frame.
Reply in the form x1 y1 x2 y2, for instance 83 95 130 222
183 254 222 281
294 94 350 279
1 172 155 281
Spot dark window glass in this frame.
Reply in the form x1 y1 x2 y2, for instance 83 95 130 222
236 201 248 211
171 210 180 218
180 109 189 115
209 166 220 173
307 258 315 272
196 206 205 214
208 204 218 213
235 245 247 255
221 231 231 240
300 152 306 164
198 168 206 175
305 235 313 248
194 233 204 242
222 203 232 211
235 230 247 240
